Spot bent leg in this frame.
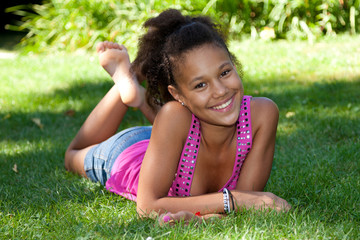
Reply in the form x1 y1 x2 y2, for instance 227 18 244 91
65 43 135 176
97 41 144 108
65 85 128 176
65 42 159 177
98 41 159 123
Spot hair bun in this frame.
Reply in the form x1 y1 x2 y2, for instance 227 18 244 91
144 9 190 39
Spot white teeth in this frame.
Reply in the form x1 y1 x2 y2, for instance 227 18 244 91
212 98 232 110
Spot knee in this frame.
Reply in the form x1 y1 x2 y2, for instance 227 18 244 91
63 146 87 176
64 149 71 172
64 146 77 172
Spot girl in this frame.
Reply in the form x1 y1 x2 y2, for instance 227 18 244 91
65 9 290 224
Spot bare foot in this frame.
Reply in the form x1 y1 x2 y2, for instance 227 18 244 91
97 41 144 107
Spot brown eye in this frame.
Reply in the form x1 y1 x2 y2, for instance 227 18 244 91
220 70 231 78
195 82 206 89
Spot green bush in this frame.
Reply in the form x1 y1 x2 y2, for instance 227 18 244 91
6 0 360 53
224 0 360 41
5 0 221 53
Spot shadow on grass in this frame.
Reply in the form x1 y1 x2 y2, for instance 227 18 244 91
0 79 148 213
246 75 360 144
0 149 106 208
246 75 360 109
0 80 149 142
254 76 360 222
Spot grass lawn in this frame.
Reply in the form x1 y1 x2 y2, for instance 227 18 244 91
1 34 359 239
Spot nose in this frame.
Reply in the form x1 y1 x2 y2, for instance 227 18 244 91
212 79 228 98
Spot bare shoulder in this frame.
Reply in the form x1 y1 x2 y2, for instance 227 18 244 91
250 97 279 132
250 97 279 116
154 101 192 131
150 101 193 148
156 101 192 120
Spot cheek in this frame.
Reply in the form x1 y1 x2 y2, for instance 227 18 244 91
184 93 209 110
189 93 207 104
230 76 243 90
239 80 244 91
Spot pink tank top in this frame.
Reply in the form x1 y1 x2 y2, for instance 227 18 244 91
171 95 252 196
106 95 252 201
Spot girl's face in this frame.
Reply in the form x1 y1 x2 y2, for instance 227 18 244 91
168 44 244 127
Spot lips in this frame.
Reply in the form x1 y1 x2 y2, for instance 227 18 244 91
211 96 234 111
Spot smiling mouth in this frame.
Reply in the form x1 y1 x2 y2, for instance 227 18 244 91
211 97 233 110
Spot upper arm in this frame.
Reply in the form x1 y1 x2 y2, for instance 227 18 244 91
236 97 279 191
137 101 191 212
251 97 279 148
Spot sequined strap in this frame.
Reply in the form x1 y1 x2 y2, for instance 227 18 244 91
172 114 201 196
221 95 253 190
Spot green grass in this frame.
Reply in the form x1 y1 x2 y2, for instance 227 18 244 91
1 35 359 239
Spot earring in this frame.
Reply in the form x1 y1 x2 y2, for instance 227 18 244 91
179 101 185 106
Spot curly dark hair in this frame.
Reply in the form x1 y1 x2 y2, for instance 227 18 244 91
132 9 242 110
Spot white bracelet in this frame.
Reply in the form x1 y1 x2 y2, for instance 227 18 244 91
223 188 231 213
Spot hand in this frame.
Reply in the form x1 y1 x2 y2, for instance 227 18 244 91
233 191 291 212
158 211 225 226
158 211 201 226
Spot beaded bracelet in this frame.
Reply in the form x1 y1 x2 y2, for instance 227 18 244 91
223 188 231 213
228 189 235 212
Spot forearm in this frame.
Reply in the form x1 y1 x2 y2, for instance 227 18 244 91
69 85 127 150
137 192 224 217
137 190 291 218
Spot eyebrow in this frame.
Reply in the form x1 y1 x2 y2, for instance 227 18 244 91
190 61 232 83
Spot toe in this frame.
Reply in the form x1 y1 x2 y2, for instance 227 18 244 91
96 42 105 53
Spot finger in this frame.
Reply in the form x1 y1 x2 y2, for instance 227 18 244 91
276 201 291 213
285 202 292 211
171 211 191 221
202 213 223 221
158 212 174 226
174 211 203 225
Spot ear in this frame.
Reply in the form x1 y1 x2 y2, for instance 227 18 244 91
167 85 182 102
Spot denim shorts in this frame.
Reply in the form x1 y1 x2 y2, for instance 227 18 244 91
84 126 152 185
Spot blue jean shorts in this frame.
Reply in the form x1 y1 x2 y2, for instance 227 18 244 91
84 126 152 185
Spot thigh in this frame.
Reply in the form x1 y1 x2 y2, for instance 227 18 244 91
84 126 152 185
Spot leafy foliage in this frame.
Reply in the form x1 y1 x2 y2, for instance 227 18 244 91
5 0 360 53
225 0 360 41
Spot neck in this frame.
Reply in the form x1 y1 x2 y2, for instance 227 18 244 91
199 121 236 151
